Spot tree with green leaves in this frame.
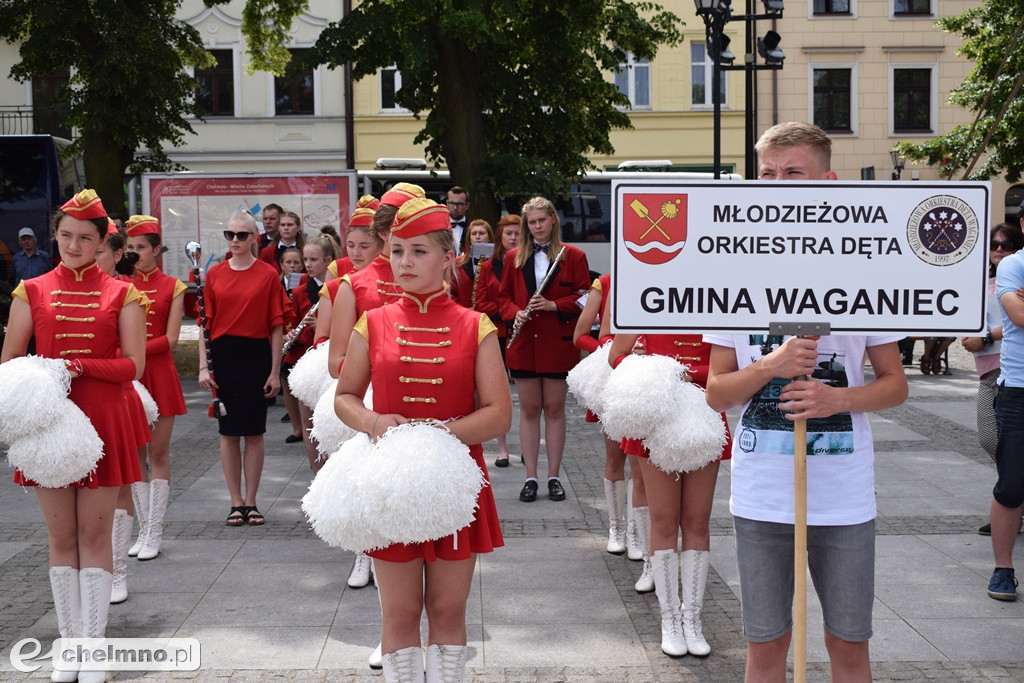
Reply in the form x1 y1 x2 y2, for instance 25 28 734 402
240 0 684 223
0 0 212 214
898 1 1024 182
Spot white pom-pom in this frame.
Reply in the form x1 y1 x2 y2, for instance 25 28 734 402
600 354 688 442
310 387 358 456
567 342 613 416
645 382 727 474
6 404 103 488
288 344 334 408
302 434 389 552
370 423 486 546
133 381 160 426
0 356 72 441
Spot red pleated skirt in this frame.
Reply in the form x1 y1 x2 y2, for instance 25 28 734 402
369 444 504 563
139 350 187 417
15 377 144 489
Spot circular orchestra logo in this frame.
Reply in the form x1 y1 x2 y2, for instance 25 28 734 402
906 195 979 267
622 194 688 265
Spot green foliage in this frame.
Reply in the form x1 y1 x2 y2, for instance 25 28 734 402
247 0 683 206
229 0 311 74
898 2 1024 182
0 0 214 206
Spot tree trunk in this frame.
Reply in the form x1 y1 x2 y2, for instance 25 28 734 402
82 131 132 219
432 30 500 226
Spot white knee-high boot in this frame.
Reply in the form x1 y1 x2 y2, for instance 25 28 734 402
382 646 424 682
49 567 80 683
651 549 687 657
110 509 132 604
138 479 169 561
680 549 711 656
425 644 468 683
78 568 113 683
604 478 628 554
627 488 643 561
633 506 654 593
128 481 150 557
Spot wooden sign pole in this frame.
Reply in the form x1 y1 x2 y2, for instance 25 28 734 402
769 322 830 683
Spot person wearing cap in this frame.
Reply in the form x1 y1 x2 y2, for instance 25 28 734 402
312 206 382 355
336 197 510 682
498 196 591 504
327 194 381 279
122 215 188 562
11 226 53 287
198 210 291 528
325 185 424 602
2 189 147 683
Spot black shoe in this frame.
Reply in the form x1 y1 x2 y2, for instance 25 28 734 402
979 523 991 536
285 434 303 444
494 455 510 468
548 478 566 501
281 413 292 423
519 480 539 502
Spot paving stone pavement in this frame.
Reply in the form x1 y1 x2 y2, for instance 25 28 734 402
0 340 1023 682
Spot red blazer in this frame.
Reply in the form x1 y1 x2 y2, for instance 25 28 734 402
258 242 305 274
474 256 507 338
497 244 590 373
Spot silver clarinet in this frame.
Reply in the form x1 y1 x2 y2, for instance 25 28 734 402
506 246 567 349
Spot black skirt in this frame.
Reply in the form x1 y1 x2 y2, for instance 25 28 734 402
211 335 271 436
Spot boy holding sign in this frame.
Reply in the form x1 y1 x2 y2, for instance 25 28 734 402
705 122 908 683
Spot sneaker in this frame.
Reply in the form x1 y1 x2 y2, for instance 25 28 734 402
519 480 539 503
979 523 991 536
548 478 566 501
988 568 1018 601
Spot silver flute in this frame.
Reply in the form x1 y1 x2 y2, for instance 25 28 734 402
282 300 320 354
506 246 567 349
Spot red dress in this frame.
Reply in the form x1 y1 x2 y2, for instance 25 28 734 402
131 267 187 416
342 255 402 317
328 256 353 279
620 334 732 462
13 262 145 488
358 290 503 562
498 245 590 373
576 275 614 423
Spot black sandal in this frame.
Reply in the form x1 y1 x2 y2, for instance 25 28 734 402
919 355 931 375
226 506 246 526
246 506 265 526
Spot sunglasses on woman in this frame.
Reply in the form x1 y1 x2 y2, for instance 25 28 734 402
991 239 1017 251
224 230 254 241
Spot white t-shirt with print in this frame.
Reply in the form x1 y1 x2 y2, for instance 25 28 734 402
704 333 900 526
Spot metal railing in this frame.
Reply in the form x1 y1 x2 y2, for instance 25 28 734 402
0 106 35 135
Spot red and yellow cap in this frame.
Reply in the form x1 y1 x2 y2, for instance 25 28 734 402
380 183 425 208
106 219 120 236
348 207 376 229
125 215 160 238
356 194 380 210
61 189 107 220
390 198 452 239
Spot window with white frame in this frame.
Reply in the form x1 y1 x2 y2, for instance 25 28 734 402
891 65 935 134
614 52 650 108
813 0 852 15
691 42 726 108
380 65 409 112
274 49 314 115
893 0 933 16
812 66 855 134
195 49 235 117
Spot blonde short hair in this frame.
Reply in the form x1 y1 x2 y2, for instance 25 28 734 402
754 122 832 171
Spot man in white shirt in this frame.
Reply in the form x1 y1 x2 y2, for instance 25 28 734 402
705 122 908 683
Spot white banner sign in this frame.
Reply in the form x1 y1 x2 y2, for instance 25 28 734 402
610 180 991 335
